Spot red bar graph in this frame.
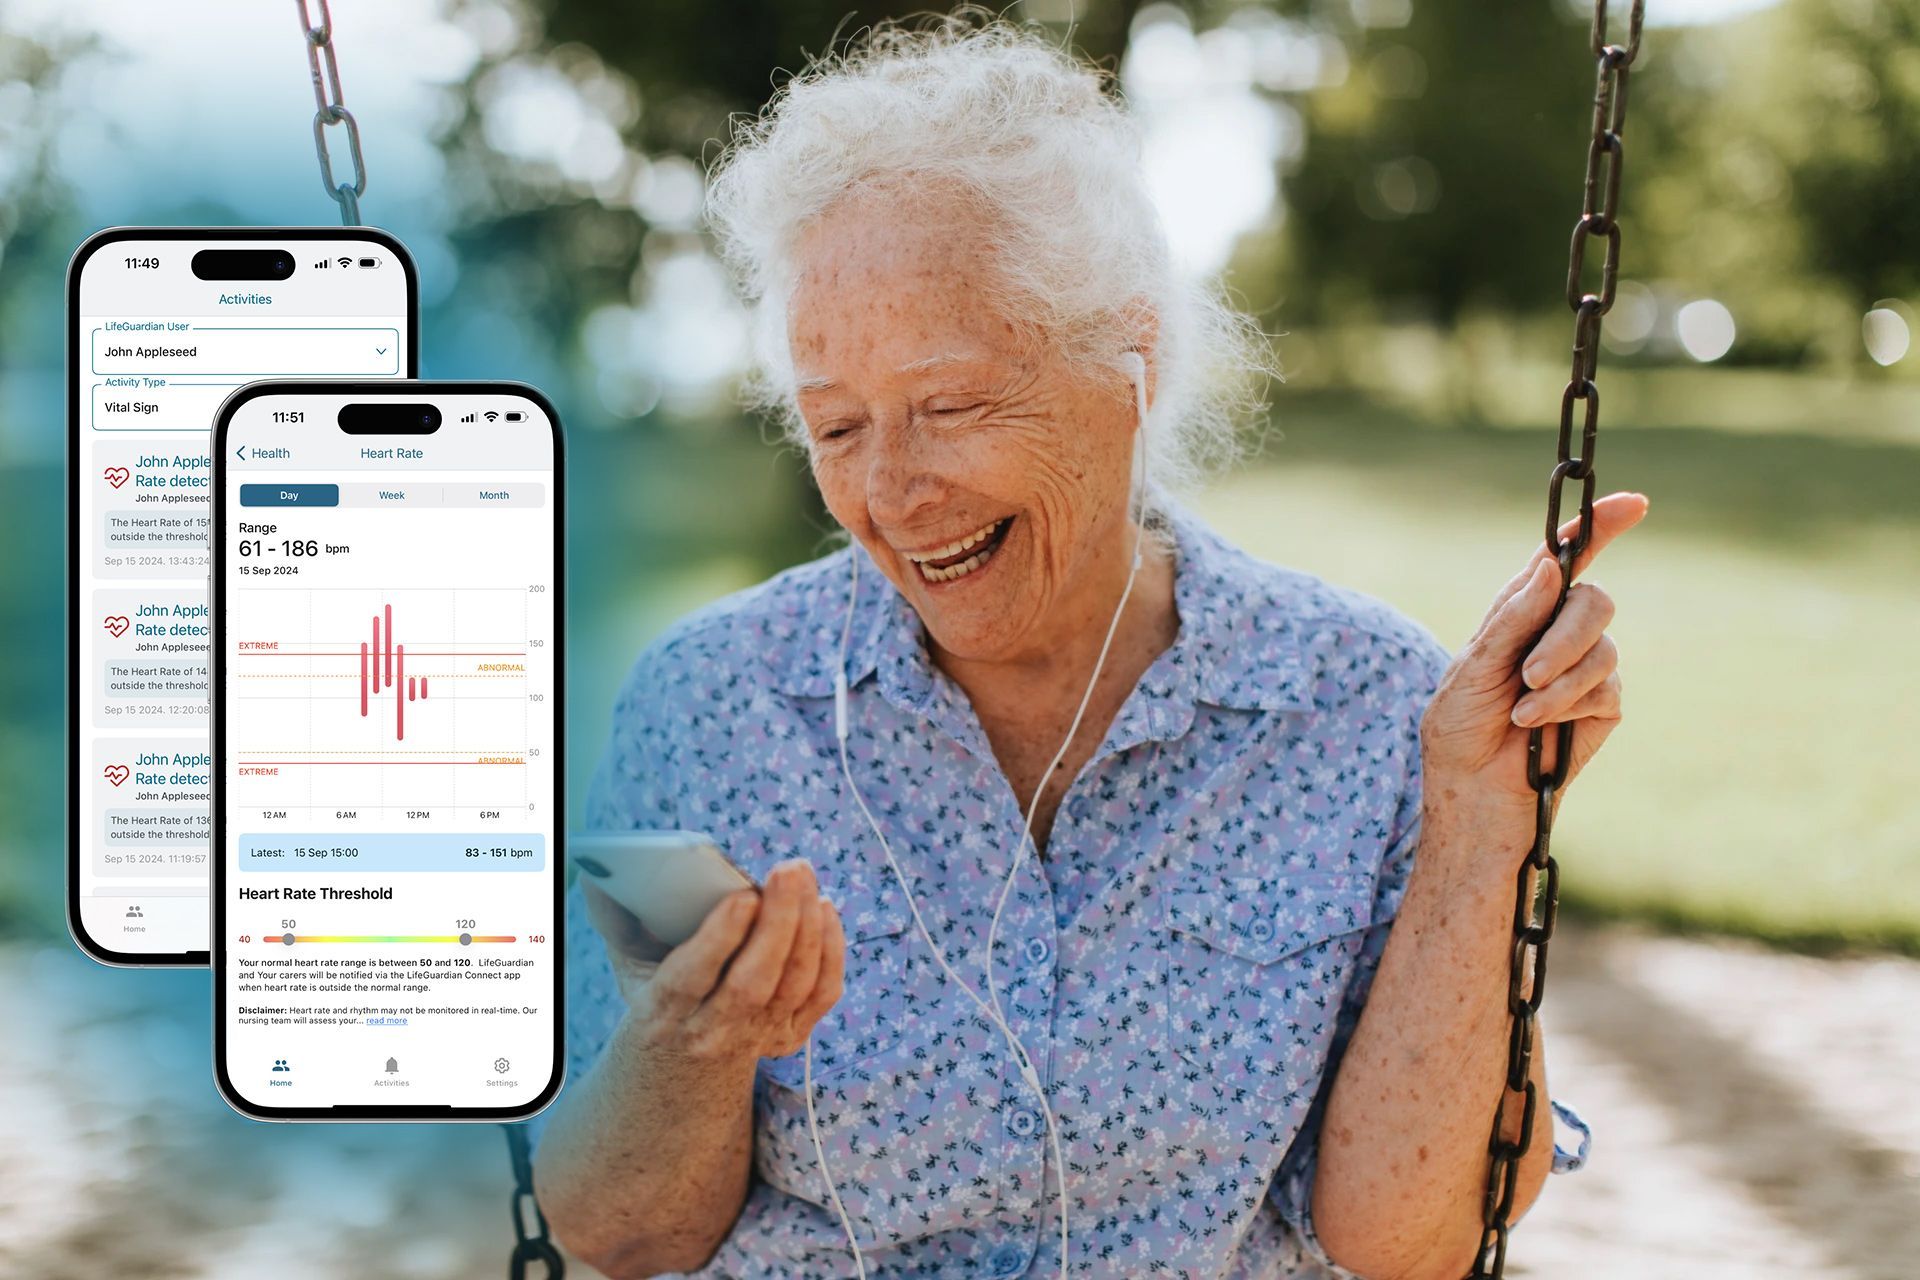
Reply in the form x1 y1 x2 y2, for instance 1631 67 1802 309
358 603 426 741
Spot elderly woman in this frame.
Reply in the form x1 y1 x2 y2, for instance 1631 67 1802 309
531 21 1643 1280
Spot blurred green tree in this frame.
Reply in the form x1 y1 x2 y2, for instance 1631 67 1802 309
1277 0 1598 326
533 0 1140 157
1575 0 1920 370
1778 0 1920 312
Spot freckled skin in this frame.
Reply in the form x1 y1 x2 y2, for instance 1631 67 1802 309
788 186 1176 844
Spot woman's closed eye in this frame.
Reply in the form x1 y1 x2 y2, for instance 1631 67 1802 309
922 399 986 419
815 419 863 442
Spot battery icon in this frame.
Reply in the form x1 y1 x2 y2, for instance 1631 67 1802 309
503 410 525 422
357 257 379 268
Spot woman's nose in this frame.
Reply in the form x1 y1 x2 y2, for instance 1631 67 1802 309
864 415 946 527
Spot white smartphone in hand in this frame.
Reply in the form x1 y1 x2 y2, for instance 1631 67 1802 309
570 831 757 948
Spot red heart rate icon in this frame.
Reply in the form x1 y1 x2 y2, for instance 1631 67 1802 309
103 765 130 787
103 467 130 489
102 615 131 639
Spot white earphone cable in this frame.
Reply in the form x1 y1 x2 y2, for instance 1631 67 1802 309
811 355 1151 1278
983 358 1149 1049
801 1018 869 1279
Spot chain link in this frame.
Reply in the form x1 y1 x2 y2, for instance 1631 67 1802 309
1468 2 1642 1276
291 13 554 1275
294 0 367 225
505 1124 566 1279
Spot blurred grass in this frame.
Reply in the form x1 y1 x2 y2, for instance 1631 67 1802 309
1201 390 1920 954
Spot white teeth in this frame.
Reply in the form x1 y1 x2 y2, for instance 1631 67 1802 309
918 547 992 583
909 518 1008 584
904 519 1003 564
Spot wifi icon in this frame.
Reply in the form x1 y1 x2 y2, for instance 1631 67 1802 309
337 256 353 268
483 411 499 422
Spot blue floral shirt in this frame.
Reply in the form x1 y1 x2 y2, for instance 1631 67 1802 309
532 507 1589 1278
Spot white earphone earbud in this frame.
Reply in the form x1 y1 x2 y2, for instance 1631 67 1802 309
1117 350 1149 557
816 345 1152 1279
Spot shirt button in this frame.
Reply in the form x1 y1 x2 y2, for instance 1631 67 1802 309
1066 795 1090 822
1006 1107 1039 1137
985 1243 1029 1276
1248 917 1277 944
1023 936 1051 967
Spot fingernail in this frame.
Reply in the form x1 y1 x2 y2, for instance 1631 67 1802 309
1522 661 1543 688
1512 698 1535 725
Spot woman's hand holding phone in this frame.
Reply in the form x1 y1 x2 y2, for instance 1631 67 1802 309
583 857 847 1067
536 859 844 1272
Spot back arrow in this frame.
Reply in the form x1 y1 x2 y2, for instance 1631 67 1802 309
236 446 246 461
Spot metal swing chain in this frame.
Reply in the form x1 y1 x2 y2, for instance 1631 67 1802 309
1467 3 1643 1277
289 9 561 1275
294 0 367 225
506 1124 566 1279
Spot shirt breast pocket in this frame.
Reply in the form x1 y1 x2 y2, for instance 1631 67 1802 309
1161 870 1377 1109
751 882 988 1252
760 873 916 1080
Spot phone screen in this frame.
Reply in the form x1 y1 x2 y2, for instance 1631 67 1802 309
70 230 416 964
212 384 561 1118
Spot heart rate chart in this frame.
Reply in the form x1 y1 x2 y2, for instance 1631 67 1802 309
228 587 539 827
361 601 446 739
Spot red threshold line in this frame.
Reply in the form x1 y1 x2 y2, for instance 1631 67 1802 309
235 760 526 766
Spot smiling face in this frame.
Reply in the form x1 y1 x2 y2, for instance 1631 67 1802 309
787 185 1145 667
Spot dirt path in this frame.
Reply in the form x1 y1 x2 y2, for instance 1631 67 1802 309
1511 924 1920 1280
1 923 1913 1278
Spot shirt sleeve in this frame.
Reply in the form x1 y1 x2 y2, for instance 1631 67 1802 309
517 648 680 1156
1266 634 1591 1276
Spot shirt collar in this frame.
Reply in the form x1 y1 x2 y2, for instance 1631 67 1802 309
767 505 1315 727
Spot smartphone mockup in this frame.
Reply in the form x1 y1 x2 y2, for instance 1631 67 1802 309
69 228 418 965
211 382 562 1120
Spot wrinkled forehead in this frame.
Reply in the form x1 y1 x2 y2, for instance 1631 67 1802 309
785 183 1036 384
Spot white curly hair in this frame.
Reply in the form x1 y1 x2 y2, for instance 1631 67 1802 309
704 14 1276 500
